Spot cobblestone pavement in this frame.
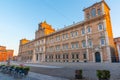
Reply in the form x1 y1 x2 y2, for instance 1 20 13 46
0 71 69 80
4 62 120 80
25 62 120 80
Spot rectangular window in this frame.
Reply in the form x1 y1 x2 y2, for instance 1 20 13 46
66 33 68 38
98 24 103 31
72 54 74 59
71 44 74 49
63 33 68 39
50 38 54 43
62 34 65 39
58 55 60 59
88 40 92 47
56 36 60 41
71 32 74 37
91 8 96 17
71 31 78 37
56 45 60 51
63 54 65 59
76 43 79 48
56 55 57 59
81 28 85 35
45 55 47 59
76 54 79 59
71 42 79 49
101 38 105 45
75 31 78 36
87 27 91 33
66 54 68 59
83 53 87 59
62 45 65 50
82 41 86 48
98 9 101 15
66 44 68 49
36 54 38 61
63 44 68 50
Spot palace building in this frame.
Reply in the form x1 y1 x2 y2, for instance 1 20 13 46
18 1 118 63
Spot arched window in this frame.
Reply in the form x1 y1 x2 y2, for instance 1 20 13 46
91 8 96 17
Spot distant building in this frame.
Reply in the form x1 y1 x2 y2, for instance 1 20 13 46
18 0 118 63
0 46 14 62
18 39 34 62
12 56 18 61
114 37 120 61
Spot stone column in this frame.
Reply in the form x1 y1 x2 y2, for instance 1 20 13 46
32 50 36 63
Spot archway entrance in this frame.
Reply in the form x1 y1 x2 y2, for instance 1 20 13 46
95 52 101 62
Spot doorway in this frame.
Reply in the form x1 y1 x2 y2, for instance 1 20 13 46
95 52 101 62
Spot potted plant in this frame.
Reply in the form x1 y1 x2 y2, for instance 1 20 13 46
97 70 110 80
23 66 30 75
75 69 83 79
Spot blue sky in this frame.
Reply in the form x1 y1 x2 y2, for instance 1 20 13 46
0 0 119 55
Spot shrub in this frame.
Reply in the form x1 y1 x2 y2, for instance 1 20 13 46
97 70 110 80
23 66 30 75
24 67 30 71
75 69 83 79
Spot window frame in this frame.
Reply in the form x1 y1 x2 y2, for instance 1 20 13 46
91 8 96 17
98 23 103 31
82 40 86 48
88 40 92 47
87 27 91 33
100 38 105 46
97 9 101 15
81 28 85 35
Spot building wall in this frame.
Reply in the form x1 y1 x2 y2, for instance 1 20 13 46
45 19 109 62
0 46 14 62
18 1 117 63
18 39 34 62
114 38 120 61
7 50 14 59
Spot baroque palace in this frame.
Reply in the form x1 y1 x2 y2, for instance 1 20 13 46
18 0 118 63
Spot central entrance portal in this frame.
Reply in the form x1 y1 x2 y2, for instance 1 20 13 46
95 52 101 62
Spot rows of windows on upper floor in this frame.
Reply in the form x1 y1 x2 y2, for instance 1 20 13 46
35 39 45 46
20 44 34 51
47 23 104 43
20 50 33 54
86 8 102 20
35 46 45 52
47 38 105 52
46 53 82 60
33 23 104 46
